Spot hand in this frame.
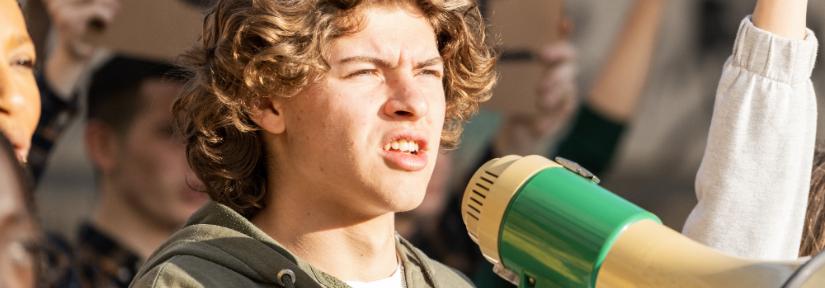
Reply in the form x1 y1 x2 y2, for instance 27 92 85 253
45 0 120 61
535 41 578 131
494 41 579 156
44 0 120 97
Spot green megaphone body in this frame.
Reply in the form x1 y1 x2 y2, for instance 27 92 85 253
461 155 825 288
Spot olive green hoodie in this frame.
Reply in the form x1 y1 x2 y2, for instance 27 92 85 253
130 201 474 288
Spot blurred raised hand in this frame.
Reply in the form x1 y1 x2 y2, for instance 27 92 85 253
44 0 120 96
494 40 579 156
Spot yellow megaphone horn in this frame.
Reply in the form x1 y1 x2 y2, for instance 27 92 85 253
460 155 825 287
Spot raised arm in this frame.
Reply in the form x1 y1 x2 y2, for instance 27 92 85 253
682 0 817 260
753 0 808 39
552 0 665 174
587 0 665 122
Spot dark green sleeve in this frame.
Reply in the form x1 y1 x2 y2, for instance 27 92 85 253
553 104 627 176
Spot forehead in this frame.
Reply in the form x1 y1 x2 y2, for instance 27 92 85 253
327 6 439 62
0 0 31 46
137 79 183 114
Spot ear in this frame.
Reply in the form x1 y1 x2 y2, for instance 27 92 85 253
249 98 286 134
85 121 121 173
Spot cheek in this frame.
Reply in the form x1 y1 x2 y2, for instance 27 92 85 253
122 141 168 183
126 145 187 206
13 74 40 132
434 101 446 126
290 98 366 149
147 146 186 182
430 91 447 131
316 112 365 160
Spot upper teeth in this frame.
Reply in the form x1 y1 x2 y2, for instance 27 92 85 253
384 140 420 153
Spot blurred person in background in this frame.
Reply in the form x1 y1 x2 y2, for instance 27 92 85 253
73 56 208 287
5 0 208 286
549 0 664 175
0 0 40 164
28 0 119 181
0 1 42 286
24 1 209 286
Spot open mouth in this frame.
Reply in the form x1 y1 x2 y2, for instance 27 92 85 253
380 134 429 171
383 138 422 155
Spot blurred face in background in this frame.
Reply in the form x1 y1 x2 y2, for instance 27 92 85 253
0 0 40 162
96 79 207 229
0 139 37 288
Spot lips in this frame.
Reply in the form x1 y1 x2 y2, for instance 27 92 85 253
381 131 429 172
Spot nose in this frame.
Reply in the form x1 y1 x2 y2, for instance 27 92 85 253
382 74 429 120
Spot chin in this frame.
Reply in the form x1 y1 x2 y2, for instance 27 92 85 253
382 186 428 213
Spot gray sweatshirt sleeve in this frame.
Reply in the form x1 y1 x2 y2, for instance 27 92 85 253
682 17 819 260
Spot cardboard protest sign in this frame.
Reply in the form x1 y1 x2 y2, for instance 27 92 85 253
88 0 212 62
483 0 564 114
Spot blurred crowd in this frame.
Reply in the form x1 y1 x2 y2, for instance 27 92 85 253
3 0 825 287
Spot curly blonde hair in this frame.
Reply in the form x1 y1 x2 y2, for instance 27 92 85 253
174 0 496 217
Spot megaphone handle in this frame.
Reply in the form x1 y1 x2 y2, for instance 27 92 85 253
492 263 520 286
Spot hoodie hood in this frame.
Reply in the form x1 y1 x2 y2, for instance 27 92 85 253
134 201 321 287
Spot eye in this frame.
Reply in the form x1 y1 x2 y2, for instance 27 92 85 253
11 57 35 70
345 69 379 78
417 69 443 78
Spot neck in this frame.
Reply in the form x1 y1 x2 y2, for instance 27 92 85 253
91 179 176 260
252 184 399 282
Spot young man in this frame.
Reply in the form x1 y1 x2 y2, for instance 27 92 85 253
131 0 819 287
77 56 208 287
29 0 119 181
132 0 495 287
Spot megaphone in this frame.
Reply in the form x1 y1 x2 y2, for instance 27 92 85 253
461 155 825 288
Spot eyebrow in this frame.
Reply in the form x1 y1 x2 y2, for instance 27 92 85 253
6 35 35 52
414 57 444 70
338 56 444 69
